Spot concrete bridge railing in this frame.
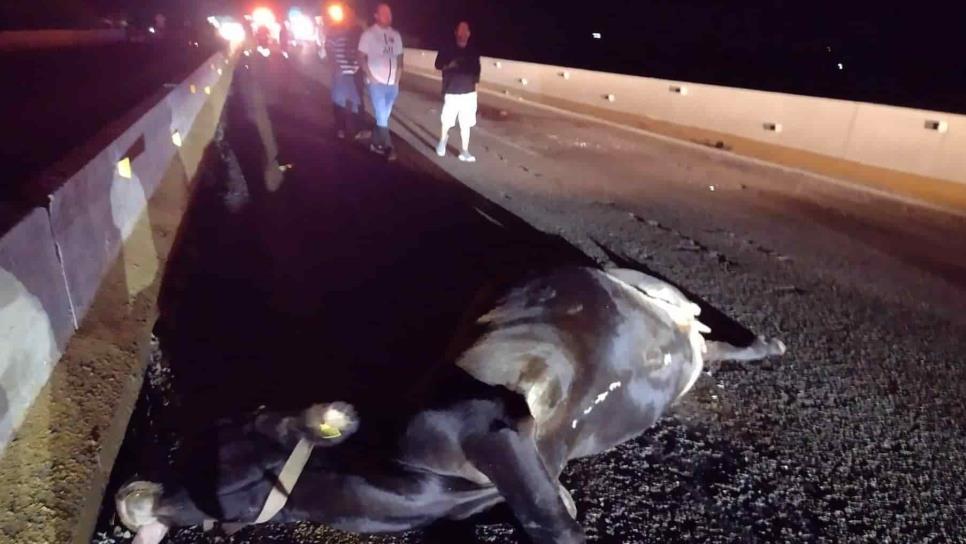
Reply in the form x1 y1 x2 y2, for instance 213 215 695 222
404 48 965 189
0 50 232 457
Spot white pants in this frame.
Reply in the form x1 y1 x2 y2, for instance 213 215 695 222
440 92 478 129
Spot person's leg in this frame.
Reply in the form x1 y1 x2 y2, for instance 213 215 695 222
331 74 351 137
459 124 472 154
354 71 368 116
343 75 362 137
332 105 347 137
382 84 400 154
458 92 478 162
368 83 389 152
370 84 391 128
438 94 457 156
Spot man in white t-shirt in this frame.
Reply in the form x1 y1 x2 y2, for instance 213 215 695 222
358 3 404 161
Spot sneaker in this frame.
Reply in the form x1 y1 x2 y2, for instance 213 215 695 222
369 143 385 155
435 139 447 157
458 151 476 163
386 148 398 162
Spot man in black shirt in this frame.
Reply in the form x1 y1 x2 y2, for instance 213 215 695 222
434 21 481 162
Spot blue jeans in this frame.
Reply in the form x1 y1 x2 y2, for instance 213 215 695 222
331 72 361 112
368 83 399 128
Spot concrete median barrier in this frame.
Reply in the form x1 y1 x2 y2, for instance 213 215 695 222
0 46 236 544
0 206 74 450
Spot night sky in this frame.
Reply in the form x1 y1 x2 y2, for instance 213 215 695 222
395 1 966 112
389 1 966 109
3 1 964 112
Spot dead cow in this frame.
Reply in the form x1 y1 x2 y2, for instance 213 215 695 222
116 266 785 544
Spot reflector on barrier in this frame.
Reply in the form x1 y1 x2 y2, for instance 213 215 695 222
117 158 132 179
172 131 183 147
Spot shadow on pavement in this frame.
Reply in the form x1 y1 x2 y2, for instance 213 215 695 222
150 55 595 429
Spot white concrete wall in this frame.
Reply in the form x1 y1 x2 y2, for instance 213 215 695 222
0 51 231 457
405 49 965 184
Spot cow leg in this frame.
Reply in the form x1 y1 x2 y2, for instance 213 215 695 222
463 419 585 544
116 481 177 544
705 335 786 362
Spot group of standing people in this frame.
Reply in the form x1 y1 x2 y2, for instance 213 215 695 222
322 2 481 163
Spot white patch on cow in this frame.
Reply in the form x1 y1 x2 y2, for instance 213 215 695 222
559 484 578 519
625 364 676 416
457 324 575 425
323 407 351 431
603 269 710 402
569 430 604 459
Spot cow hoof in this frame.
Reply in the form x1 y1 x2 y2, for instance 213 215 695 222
302 401 359 444
767 337 787 356
116 480 163 531
559 484 578 519
132 522 170 544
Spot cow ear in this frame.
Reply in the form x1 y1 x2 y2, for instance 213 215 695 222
295 402 360 446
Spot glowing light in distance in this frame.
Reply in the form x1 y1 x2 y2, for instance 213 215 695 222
289 11 316 40
252 7 276 27
218 21 245 42
592 32 601 39
327 4 346 23
148 26 156 34
257 46 271 57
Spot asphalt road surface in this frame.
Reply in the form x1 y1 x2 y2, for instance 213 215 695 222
0 37 218 205
94 50 966 544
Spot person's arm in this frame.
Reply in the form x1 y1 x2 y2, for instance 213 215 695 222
434 49 448 71
324 36 336 69
472 51 482 84
393 34 404 85
435 46 459 71
394 53 404 85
